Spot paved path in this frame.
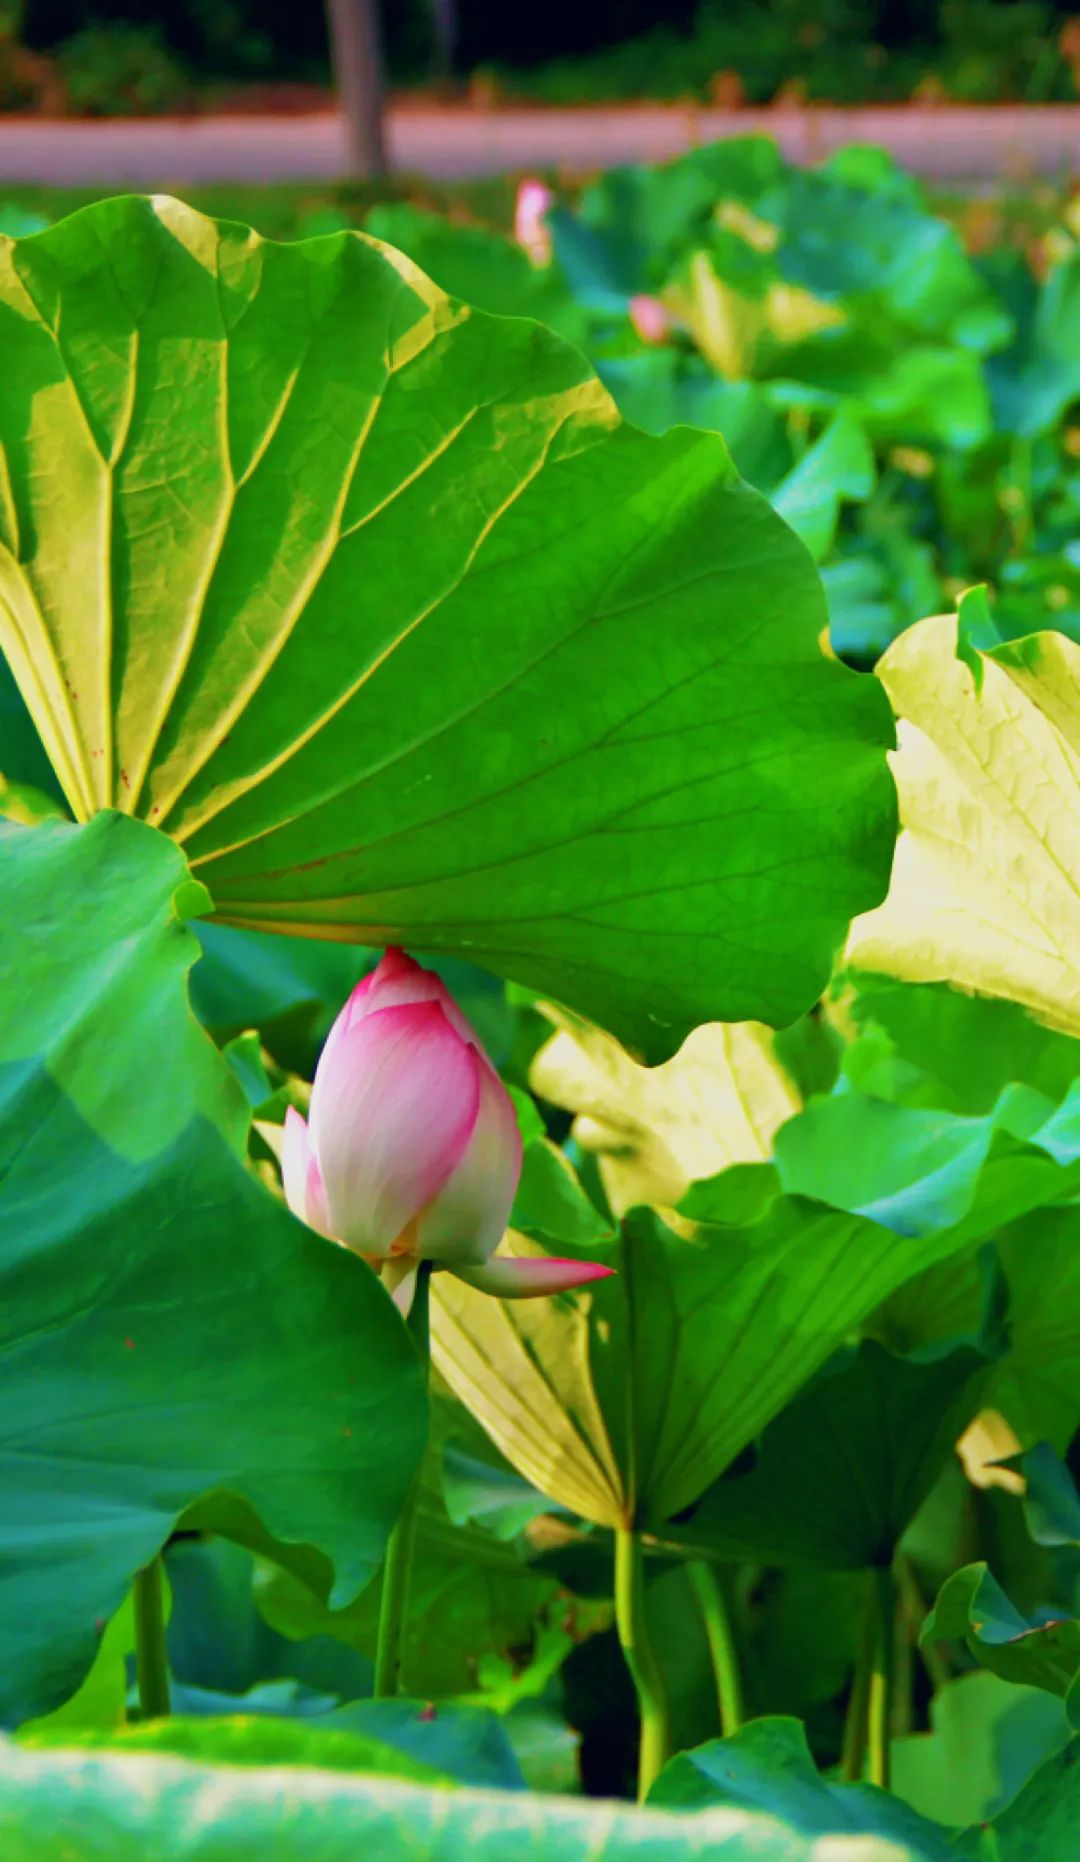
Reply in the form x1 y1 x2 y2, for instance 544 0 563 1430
0 102 1076 189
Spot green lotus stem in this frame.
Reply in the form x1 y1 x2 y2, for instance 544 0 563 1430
614 1524 671 1801
689 1560 745 1734
891 1570 914 1740
373 1261 432 1698
842 1566 878 1783
133 1556 171 1721
866 1565 894 1790
895 1550 950 1694
1009 435 1034 550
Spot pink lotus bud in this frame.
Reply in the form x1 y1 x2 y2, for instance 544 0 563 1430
629 295 672 345
513 178 554 267
282 949 613 1303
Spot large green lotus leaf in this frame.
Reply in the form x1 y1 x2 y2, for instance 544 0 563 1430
320 1699 525 1790
361 205 590 349
440 1445 556 1544
848 616 1080 1037
891 1672 1071 1830
0 195 895 1060
604 387 874 562
670 1326 998 1569
509 1131 614 1249
20 1600 136 1739
840 972 1080 1117
164 1537 371 1705
0 1734 937 1861
922 1565 1080 1726
37 1702 531 1791
432 1183 987 1530
773 1085 1080 1451
772 168 1010 351
20 1715 450 1788
0 812 426 1725
870 1204 1080 1456
762 333 991 449
1019 1443 1080 1548
771 411 875 563
775 1079 1080 1243
823 526 944 665
992 1209 1080 1450
589 357 793 488
650 1718 953 1859
551 136 787 300
957 1739 1080 1861
987 248 1080 438
815 145 926 204
748 1570 863 1724
650 1718 1080 1862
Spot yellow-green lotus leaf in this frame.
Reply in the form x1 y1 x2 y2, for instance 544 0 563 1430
530 1011 800 1214
849 615 1080 1036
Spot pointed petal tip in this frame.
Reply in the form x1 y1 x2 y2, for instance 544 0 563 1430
452 1255 615 1300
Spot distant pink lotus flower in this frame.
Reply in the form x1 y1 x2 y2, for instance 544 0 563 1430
282 949 612 1307
513 178 554 266
629 295 672 345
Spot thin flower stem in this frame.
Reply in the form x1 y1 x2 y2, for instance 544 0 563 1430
842 1569 876 1783
688 1560 745 1734
866 1564 895 1790
614 1524 671 1801
895 1549 950 1693
133 1556 171 1721
373 1261 432 1699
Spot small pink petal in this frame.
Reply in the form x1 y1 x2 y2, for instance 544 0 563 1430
305 1150 329 1236
281 1108 311 1216
313 967 378 1081
452 1256 615 1299
629 294 671 345
416 1055 523 1265
360 948 478 1049
309 1000 481 1256
513 178 554 265
281 1107 331 1237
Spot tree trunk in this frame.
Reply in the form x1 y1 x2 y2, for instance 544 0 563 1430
325 0 387 178
429 0 457 82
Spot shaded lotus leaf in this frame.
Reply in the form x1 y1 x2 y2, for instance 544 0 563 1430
433 1182 991 1531
922 1564 1080 1725
0 812 426 1725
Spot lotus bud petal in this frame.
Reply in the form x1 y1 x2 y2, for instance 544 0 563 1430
411 1055 520 1264
453 1255 616 1298
629 294 672 345
281 1106 329 1237
514 178 554 266
308 993 481 1256
285 948 612 1301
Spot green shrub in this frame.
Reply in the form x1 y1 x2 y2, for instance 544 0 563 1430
56 22 189 116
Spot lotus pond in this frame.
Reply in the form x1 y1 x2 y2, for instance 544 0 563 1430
2 137 1080 1860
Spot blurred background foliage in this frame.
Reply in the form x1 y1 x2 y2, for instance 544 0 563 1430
2 0 1080 115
